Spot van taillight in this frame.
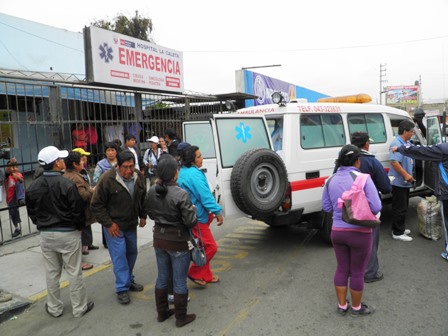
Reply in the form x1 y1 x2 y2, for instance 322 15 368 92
281 183 292 211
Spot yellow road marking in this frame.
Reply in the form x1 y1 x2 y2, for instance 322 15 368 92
28 263 112 303
217 298 260 336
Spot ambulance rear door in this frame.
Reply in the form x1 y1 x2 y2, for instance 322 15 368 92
182 121 217 195
423 116 443 191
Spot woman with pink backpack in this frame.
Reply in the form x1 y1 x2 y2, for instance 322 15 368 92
322 144 382 317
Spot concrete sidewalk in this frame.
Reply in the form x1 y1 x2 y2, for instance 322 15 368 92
0 221 154 323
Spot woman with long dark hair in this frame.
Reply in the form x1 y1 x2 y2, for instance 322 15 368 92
146 155 197 327
322 144 381 317
177 146 223 286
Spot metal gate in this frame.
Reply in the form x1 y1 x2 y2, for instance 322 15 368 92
0 79 226 244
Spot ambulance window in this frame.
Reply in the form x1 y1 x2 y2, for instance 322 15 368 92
300 114 345 149
215 117 271 168
427 117 441 145
183 122 216 159
269 118 283 152
347 114 386 143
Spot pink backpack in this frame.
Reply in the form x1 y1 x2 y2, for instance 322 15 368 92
337 173 380 228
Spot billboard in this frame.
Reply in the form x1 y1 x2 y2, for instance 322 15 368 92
386 85 419 106
84 26 183 93
235 70 328 106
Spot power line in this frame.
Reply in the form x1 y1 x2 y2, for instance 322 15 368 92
0 21 83 52
184 35 448 53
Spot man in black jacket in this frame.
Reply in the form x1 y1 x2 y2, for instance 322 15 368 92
25 146 94 318
351 132 392 283
91 150 147 305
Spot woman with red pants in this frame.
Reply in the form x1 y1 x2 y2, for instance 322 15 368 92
177 145 224 286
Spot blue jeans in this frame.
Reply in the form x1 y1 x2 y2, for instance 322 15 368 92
154 248 190 294
103 226 138 293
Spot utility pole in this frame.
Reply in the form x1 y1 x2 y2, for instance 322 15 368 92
379 64 387 105
414 75 422 106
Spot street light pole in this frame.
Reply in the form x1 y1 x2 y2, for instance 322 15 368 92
379 63 387 105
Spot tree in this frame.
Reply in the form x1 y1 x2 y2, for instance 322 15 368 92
92 11 153 42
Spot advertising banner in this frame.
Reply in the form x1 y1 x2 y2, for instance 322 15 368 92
84 26 183 93
386 85 419 106
235 70 328 106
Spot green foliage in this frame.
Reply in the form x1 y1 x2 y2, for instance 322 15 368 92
92 11 153 42
145 102 169 110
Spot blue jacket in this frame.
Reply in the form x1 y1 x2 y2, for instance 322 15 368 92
177 166 222 223
322 166 382 230
359 149 392 194
397 143 448 200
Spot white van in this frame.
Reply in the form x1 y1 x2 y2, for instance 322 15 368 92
183 94 441 241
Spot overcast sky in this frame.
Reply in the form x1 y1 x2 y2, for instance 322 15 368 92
2 0 448 103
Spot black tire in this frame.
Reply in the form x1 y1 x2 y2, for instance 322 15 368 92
230 148 288 217
321 211 333 244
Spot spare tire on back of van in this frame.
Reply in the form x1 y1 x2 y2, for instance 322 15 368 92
230 148 288 217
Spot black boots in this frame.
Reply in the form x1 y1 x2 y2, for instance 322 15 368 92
174 292 196 327
155 288 174 322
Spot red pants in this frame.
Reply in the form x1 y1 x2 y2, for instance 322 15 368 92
188 214 217 282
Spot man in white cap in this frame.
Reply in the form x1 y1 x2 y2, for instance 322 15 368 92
143 136 162 186
25 146 94 318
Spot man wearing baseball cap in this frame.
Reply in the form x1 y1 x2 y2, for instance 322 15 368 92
143 136 162 186
351 132 391 283
25 146 94 317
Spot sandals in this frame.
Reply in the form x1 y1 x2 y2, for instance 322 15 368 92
208 275 220 283
82 263 93 271
188 275 207 286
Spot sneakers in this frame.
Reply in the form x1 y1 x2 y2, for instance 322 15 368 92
351 302 374 317
117 291 130 305
404 229 411 235
337 300 350 316
365 271 384 283
392 233 413 241
441 251 448 261
12 228 21 238
0 290 13 303
129 282 144 292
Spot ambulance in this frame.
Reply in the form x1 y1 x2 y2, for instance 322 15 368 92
183 93 441 241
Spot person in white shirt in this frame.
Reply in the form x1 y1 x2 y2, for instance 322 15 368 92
123 134 141 172
143 136 162 185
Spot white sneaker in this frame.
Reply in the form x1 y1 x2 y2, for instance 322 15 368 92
404 229 411 235
392 233 413 242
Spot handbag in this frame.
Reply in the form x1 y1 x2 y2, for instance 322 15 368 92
337 173 381 228
190 225 207 266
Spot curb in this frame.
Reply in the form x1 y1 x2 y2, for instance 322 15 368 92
0 297 31 324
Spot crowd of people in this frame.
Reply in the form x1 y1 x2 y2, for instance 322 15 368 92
21 127 223 327
4 119 447 322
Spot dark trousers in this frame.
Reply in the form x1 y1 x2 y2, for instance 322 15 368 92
441 200 448 252
364 225 380 279
391 186 410 235
81 225 93 247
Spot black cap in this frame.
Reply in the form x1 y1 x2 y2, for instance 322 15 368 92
351 132 373 148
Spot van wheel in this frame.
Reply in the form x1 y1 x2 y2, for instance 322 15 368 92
231 148 288 217
321 211 333 244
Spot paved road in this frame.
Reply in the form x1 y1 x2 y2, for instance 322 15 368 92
0 198 447 336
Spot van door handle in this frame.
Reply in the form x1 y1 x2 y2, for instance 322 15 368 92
306 171 320 179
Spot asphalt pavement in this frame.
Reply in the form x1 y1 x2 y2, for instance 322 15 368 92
0 220 154 323
0 199 447 335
